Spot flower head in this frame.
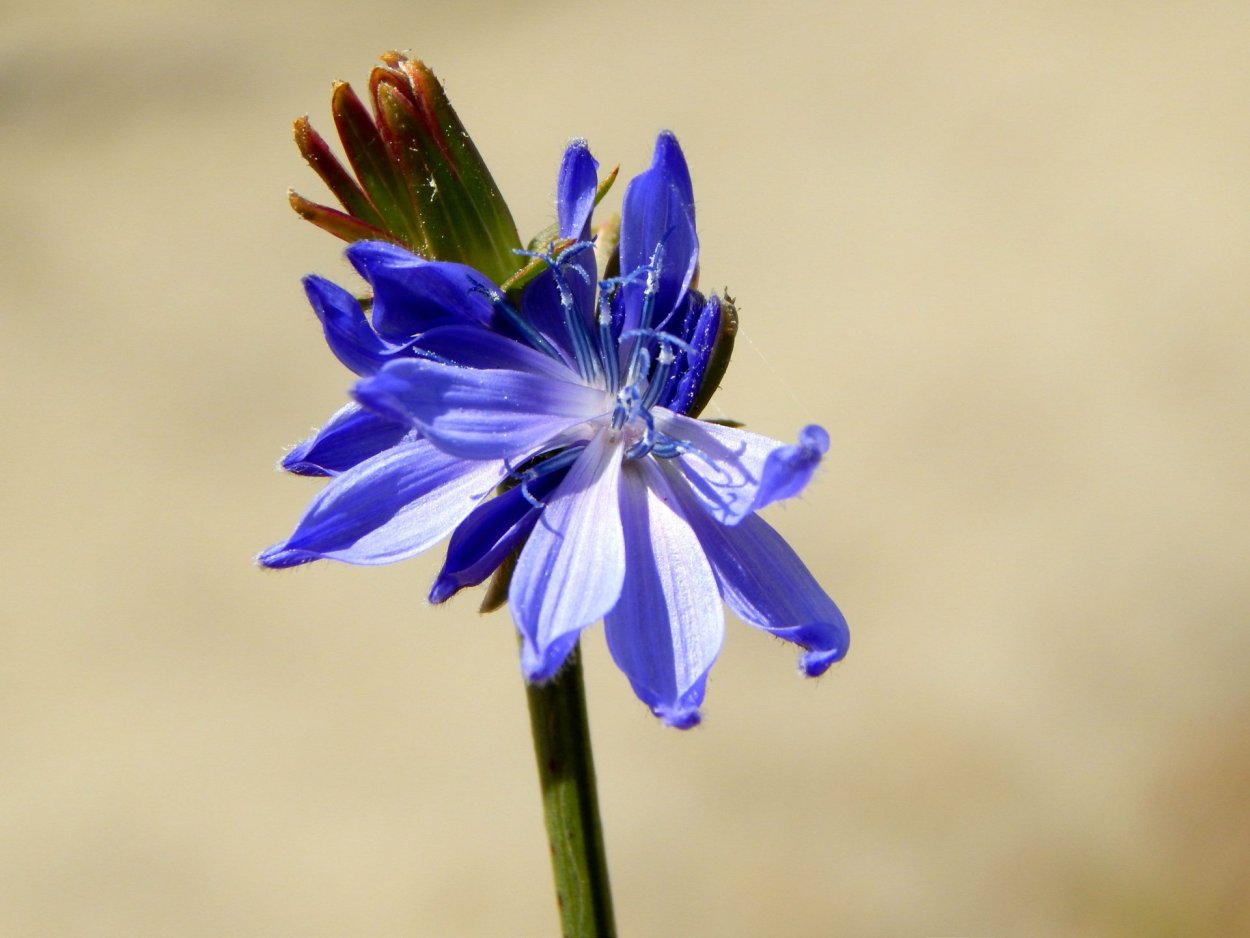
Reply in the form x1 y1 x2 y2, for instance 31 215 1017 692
262 133 848 727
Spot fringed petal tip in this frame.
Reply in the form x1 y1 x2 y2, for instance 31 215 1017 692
520 631 582 686
279 405 414 478
753 423 830 511
301 274 405 376
279 445 329 477
797 625 850 677
654 704 702 730
427 574 457 605
557 139 598 238
256 544 311 569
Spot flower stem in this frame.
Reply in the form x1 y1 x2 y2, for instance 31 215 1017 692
525 642 617 937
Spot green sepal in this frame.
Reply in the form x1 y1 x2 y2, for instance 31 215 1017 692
293 116 388 232
686 291 738 418
291 54 523 282
593 213 621 277
329 81 424 249
381 55 523 283
480 547 516 614
371 82 462 258
288 190 397 246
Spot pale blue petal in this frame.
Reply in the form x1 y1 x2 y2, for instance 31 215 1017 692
674 489 849 676
754 425 829 509
656 410 817 525
510 434 626 682
604 460 723 728
258 440 505 568
353 359 607 460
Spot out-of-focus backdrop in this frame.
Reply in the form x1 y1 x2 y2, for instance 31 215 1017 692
4 2 1248 935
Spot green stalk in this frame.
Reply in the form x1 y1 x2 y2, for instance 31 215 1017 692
524 642 617 937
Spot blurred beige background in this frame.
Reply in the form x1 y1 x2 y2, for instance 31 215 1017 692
4 1 1248 935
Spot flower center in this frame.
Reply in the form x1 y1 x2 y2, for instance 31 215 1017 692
512 239 696 463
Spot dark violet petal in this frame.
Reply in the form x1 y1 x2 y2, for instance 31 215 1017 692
519 265 596 369
258 440 505 567
667 289 706 348
655 410 793 525
754 425 829 510
617 133 699 341
413 324 577 381
604 460 722 729
353 359 606 460
652 130 694 223
659 292 719 415
345 241 496 341
525 141 602 361
282 402 413 476
304 275 407 376
511 433 627 683
428 465 569 604
557 139 599 239
674 486 849 676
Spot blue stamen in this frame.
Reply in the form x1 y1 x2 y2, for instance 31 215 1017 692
618 328 697 357
468 283 563 362
503 445 584 508
638 241 665 333
516 243 601 384
598 297 620 394
612 383 641 431
625 346 652 395
641 343 676 411
625 409 657 459
623 241 666 388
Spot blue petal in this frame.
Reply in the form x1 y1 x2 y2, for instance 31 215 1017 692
345 241 496 342
557 139 598 238
658 292 719 414
617 133 699 340
652 130 695 223
304 275 408 376
429 465 569 604
604 460 723 728
511 433 627 682
413 324 577 381
353 359 606 460
259 440 506 568
656 411 819 525
282 402 413 476
520 264 596 371
676 493 849 676
532 140 600 368
754 425 829 509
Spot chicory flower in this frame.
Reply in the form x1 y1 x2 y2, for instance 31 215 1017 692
262 133 848 727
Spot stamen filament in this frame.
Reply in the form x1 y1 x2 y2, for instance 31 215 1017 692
470 283 564 363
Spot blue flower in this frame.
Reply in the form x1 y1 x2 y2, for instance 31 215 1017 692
262 133 848 727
